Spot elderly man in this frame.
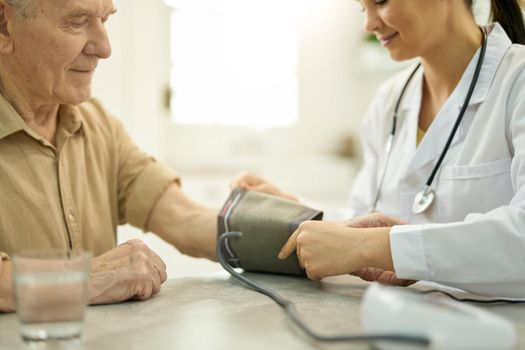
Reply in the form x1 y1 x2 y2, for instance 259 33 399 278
0 0 218 312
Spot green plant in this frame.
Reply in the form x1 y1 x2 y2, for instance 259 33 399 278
363 32 379 44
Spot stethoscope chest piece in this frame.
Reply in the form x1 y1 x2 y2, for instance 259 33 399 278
412 186 436 214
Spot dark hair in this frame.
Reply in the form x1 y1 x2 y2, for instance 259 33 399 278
467 0 525 44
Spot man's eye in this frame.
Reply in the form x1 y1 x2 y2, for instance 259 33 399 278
375 0 388 6
69 20 88 28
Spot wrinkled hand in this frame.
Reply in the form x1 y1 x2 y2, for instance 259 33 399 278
230 172 298 202
89 239 168 305
349 267 415 286
344 213 416 287
341 212 407 228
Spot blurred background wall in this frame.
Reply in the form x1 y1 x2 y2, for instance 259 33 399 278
91 0 490 277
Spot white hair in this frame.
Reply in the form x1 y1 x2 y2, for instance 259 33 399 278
6 0 36 22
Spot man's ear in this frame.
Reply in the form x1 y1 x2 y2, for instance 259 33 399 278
0 1 15 54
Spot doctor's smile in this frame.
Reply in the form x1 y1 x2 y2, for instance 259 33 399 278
378 32 398 47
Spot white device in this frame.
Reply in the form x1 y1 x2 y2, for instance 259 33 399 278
361 283 516 350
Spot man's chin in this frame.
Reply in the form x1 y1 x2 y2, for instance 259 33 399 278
62 89 93 105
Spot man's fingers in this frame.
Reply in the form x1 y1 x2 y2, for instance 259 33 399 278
151 266 162 295
278 229 300 259
345 213 408 229
229 174 246 189
253 183 276 194
351 267 380 281
135 280 153 301
152 263 167 284
149 249 166 269
377 272 416 287
252 184 298 201
149 250 168 283
351 267 417 287
230 172 263 189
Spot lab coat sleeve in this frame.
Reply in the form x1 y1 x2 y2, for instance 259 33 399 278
390 76 525 298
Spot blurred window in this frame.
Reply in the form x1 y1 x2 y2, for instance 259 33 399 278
165 0 299 128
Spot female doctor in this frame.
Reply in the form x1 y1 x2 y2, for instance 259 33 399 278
232 0 525 297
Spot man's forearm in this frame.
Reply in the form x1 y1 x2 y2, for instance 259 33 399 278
147 183 218 261
0 260 15 313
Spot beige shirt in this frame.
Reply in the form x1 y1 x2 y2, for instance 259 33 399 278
0 96 179 264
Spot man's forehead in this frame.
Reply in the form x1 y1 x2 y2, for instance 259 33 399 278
46 0 116 16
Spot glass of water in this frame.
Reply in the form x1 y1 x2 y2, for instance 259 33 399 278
13 250 91 345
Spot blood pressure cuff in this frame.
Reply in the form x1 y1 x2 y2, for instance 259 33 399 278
218 188 323 276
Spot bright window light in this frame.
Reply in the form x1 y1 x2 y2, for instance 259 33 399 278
165 0 299 128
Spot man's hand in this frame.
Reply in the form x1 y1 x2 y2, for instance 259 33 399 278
350 267 415 286
89 240 167 305
342 212 407 228
230 172 298 202
344 213 416 287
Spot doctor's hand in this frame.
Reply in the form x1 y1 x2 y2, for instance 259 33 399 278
89 239 168 305
278 221 394 281
230 172 298 202
343 213 416 287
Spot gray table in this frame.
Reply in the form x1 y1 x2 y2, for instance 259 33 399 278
1 273 524 349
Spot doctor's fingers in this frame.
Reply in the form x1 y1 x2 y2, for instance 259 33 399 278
280 220 326 259
278 229 302 259
296 246 306 269
302 259 322 281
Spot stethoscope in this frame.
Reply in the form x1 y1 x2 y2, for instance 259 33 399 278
370 27 488 215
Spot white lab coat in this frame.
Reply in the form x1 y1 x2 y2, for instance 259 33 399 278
347 23 525 297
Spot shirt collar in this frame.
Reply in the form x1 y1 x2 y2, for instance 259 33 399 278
58 104 83 136
0 94 26 140
0 94 83 141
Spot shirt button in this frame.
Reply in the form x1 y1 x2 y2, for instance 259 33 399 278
68 214 74 221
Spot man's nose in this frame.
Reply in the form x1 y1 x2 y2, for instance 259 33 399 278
84 20 112 59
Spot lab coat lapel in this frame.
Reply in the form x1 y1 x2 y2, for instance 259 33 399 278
456 23 512 106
